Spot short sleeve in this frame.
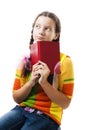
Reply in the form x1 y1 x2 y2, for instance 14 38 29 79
61 56 74 99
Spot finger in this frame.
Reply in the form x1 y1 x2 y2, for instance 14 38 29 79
38 61 45 65
32 61 42 70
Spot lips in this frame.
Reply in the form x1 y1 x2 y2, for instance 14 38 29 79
37 36 44 41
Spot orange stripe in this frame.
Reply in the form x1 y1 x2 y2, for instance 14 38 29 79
34 85 51 113
34 102 51 113
36 85 51 101
62 83 74 96
13 79 21 90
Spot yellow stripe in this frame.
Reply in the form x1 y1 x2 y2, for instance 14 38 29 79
50 102 62 122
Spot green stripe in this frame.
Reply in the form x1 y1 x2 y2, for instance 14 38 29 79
16 74 20 77
22 83 38 107
64 78 74 82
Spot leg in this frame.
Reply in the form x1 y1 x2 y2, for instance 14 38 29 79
21 111 59 130
0 105 25 130
58 126 61 130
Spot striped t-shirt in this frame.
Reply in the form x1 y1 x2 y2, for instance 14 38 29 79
13 52 74 125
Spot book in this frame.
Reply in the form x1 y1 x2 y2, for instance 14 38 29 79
30 41 60 74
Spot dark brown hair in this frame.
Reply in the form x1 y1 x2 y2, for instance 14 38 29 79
29 11 61 45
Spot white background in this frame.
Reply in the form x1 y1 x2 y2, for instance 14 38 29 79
0 0 87 129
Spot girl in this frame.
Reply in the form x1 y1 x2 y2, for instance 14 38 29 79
0 11 74 130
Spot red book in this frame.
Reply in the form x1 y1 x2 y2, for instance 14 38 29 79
30 41 60 74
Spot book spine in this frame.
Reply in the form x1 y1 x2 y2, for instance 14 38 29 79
38 42 41 62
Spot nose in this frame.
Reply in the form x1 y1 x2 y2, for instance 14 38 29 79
39 27 45 35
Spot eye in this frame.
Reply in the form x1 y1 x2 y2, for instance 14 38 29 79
45 27 51 32
35 24 41 29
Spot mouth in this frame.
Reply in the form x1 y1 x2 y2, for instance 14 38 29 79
36 36 44 41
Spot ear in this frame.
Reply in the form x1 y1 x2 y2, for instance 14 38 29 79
54 33 59 40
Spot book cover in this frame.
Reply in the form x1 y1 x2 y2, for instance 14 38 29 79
30 41 60 74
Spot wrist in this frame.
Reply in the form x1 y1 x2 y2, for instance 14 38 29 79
39 79 48 87
29 79 36 87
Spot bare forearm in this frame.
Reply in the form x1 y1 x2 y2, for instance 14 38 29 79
13 80 34 104
40 80 71 109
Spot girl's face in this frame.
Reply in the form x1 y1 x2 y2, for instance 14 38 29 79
33 16 58 42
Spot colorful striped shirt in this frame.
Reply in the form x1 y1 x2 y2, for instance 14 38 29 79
13 52 74 125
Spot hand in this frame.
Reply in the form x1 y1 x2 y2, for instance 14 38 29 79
30 63 40 86
32 61 50 85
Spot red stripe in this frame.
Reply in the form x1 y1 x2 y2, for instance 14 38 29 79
13 79 21 90
34 85 51 113
62 83 74 96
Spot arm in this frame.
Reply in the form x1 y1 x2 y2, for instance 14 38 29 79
13 79 36 104
33 60 74 109
39 80 71 109
12 57 39 104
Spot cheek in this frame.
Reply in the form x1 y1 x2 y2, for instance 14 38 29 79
33 30 37 40
47 33 55 41
51 32 57 40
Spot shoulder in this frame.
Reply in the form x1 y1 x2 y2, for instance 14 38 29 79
18 54 30 64
60 53 74 80
60 52 74 70
20 54 30 61
16 54 30 69
60 52 73 63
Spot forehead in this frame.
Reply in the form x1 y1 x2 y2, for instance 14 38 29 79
35 16 55 27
